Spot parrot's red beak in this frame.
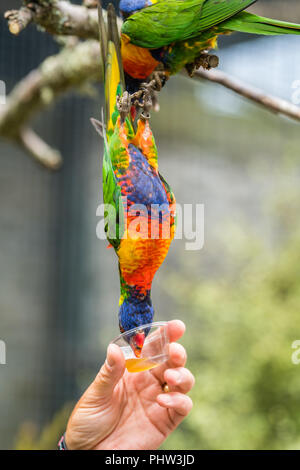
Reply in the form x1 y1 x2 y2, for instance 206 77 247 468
130 331 145 358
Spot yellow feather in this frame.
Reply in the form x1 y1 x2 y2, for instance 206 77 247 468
106 42 121 134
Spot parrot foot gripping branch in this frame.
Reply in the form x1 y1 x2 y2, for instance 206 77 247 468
118 70 167 121
185 51 219 77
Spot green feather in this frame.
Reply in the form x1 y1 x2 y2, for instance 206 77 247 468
219 12 300 35
103 157 125 248
121 0 257 48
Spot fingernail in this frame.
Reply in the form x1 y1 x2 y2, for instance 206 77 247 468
106 344 115 368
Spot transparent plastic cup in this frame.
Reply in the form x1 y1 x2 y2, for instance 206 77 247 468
111 321 170 373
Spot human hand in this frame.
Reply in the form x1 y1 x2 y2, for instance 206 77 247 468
65 320 194 450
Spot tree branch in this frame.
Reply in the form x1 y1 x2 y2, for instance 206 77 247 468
193 68 300 122
4 6 34 35
2 2 300 170
18 127 62 169
0 39 101 169
4 1 100 39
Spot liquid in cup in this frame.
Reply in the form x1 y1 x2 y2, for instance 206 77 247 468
111 322 169 373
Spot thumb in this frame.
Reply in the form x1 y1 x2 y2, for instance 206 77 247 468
91 343 125 399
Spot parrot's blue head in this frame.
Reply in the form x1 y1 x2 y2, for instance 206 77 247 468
119 295 153 357
119 0 154 19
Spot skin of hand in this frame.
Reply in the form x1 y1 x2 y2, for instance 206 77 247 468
65 320 194 450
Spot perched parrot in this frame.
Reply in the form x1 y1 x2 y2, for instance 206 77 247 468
119 0 300 88
93 3 176 357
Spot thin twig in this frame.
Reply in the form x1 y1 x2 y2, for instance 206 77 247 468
193 68 300 122
18 127 63 169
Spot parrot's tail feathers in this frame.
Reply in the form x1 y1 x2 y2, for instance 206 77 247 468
97 0 107 82
107 3 125 90
99 3 127 134
221 12 300 35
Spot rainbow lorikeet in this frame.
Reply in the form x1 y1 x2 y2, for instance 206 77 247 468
119 0 300 86
92 3 176 357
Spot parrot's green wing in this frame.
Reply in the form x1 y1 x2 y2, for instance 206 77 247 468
158 172 175 205
102 143 125 249
159 172 177 229
219 12 300 36
121 0 257 48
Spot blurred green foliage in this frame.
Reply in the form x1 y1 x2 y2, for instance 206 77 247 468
14 404 72 450
162 190 300 450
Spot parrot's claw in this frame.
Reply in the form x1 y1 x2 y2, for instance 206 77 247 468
117 91 131 122
130 72 167 120
147 71 168 92
130 87 152 120
185 52 219 77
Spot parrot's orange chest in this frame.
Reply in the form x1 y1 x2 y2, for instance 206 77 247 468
121 34 159 79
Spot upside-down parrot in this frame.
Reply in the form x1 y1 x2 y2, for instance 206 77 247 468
119 0 300 89
93 3 176 357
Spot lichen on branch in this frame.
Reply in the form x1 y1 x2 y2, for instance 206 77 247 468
5 0 100 39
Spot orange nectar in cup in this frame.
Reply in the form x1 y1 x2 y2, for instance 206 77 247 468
111 322 170 373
